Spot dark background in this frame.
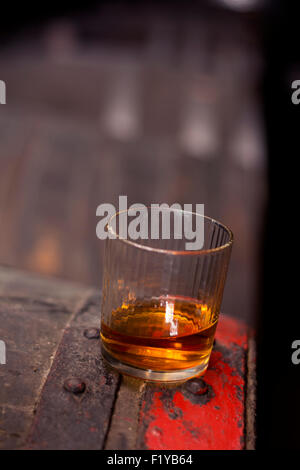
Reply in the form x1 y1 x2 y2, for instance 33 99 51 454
257 0 300 450
0 0 299 449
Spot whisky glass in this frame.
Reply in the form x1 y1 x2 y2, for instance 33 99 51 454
100 207 233 382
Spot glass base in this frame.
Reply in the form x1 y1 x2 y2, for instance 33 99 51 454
101 344 209 383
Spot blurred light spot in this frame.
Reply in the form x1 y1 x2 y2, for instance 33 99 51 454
229 106 266 170
28 234 62 274
216 0 262 11
104 100 139 141
102 72 140 141
180 109 218 159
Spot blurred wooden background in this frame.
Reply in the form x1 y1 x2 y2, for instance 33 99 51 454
0 3 267 324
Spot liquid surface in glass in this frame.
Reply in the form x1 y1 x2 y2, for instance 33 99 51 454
101 296 218 371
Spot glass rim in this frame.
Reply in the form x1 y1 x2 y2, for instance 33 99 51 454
106 207 234 256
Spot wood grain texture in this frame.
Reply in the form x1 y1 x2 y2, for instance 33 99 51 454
0 266 108 449
27 294 120 450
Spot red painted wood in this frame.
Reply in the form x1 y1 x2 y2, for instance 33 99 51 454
139 315 248 450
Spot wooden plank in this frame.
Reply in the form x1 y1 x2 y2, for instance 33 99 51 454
0 266 89 449
104 376 145 450
0 266 119 449
26 299 118 449
26 294 120 450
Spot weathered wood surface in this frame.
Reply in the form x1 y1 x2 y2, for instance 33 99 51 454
0 266 255 450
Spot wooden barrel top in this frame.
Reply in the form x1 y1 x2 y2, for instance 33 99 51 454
0 265 256 450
